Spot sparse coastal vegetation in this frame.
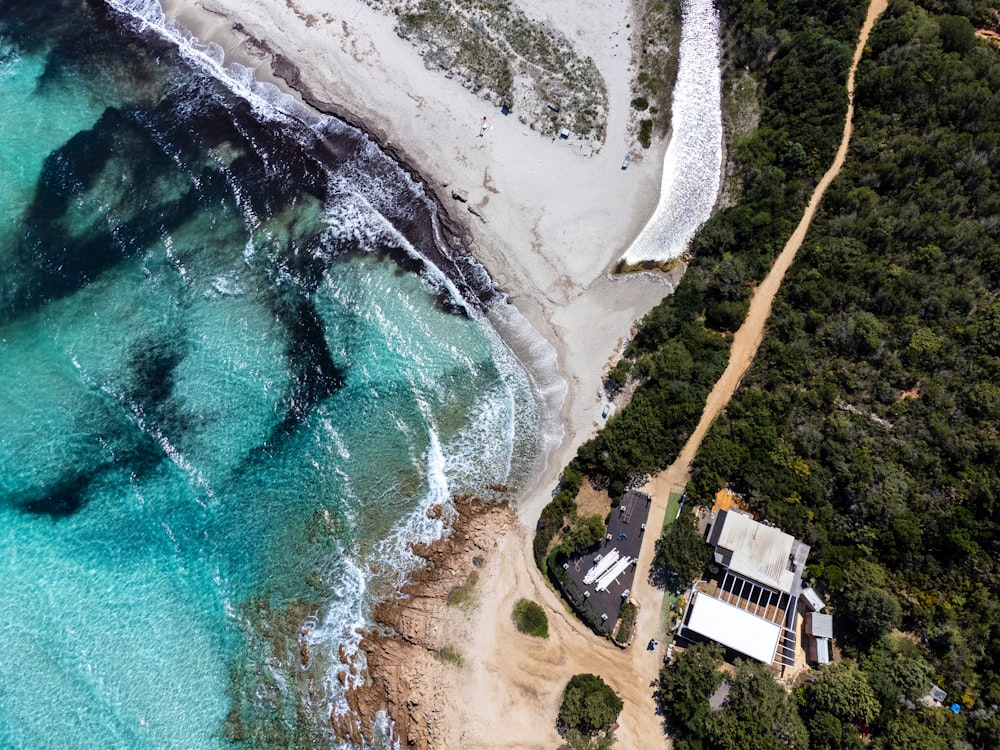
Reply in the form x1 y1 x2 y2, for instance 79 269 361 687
632 0 683 146
394 0 608 140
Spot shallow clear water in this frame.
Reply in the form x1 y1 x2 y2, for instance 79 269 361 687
0 2 541 747
623 0 722 264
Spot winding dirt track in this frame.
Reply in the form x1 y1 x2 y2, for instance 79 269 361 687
458 1 888 747
630 0 890 659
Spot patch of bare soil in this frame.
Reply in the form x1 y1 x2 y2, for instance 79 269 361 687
574 478 613 520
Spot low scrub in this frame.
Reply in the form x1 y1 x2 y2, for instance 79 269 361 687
447 570 479 609
437 645 464 667
512 598 549 638
613 601 637 645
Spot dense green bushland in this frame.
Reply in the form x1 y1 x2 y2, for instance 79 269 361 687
578 0 866 497
660 643 814 749
684 1 1000 745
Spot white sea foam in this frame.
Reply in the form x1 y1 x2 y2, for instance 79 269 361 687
0 37 22 80
97 4 567 743
104 0 311 126
315 556 370 702
442 383 517 486
486 302 566 462
323 172 476 317
623 0 723 263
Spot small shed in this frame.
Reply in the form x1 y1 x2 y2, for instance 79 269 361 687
559 128 570 139
806 612 834 639
806 637 831 665
801 586 825 612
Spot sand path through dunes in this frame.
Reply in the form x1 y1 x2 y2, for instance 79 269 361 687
452 0 888 746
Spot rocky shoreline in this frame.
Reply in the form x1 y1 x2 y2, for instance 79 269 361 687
331 497 515 749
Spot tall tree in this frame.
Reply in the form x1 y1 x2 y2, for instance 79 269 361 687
707 660 808 750
558 674 623 736
804 660 880 726
658 641 724 738
654 506 713 585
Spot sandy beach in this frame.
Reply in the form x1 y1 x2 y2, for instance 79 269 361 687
156 0 681 745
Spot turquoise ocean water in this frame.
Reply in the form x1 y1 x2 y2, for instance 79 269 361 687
0 1 545 746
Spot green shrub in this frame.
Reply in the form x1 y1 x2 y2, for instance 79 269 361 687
513 598 549 638
558 515 606 557
631 96 650 111
638 119 653 149
606 359 632 390
613 601 637 645
533 462 586 568
437 645 464 667
558 674 623 735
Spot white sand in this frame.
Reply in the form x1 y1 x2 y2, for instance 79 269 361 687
155 0 684 745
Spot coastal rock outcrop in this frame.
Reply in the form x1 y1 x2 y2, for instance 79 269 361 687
331 496 514 749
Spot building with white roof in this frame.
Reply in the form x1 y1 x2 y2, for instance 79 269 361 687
678 508 811 667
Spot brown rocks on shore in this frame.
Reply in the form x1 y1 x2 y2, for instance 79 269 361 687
330 496 513 749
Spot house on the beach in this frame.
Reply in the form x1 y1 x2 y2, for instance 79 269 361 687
677 508 810 667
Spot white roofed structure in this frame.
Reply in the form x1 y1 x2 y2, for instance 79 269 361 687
583 549 619 586
684 592 782 664
678 507 812 667
801 586 825 612
595 556 633 592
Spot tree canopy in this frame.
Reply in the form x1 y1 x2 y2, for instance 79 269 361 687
706 660 809 750
658 641 725 737
653 506 713 587
558 674 624 736
804 661 881 727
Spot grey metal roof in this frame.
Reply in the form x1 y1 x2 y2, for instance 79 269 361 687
709 509 801 593
815 638 830 664
807 612 834 639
